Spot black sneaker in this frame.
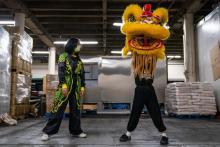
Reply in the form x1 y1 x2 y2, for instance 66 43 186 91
160 136 169 145
119 134 131 142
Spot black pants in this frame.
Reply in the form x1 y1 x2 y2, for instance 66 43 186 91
127 78 166 132
42 90 83 135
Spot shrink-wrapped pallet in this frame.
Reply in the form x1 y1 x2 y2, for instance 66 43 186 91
0 27 11 115
165 82 217 115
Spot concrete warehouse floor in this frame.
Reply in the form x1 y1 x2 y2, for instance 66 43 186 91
0 117 220 147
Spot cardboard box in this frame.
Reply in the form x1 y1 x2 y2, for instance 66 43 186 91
43 76 47 94
83 104 97 110
46 75 59 82
210 42 220 81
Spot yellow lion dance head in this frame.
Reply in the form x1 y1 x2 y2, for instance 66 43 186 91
121 4 170 59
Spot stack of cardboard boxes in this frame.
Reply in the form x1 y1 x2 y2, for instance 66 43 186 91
43 74 59 113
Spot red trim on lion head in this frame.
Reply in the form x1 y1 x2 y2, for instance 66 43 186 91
142 4 153 17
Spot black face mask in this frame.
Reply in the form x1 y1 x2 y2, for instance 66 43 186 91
74 52 80 58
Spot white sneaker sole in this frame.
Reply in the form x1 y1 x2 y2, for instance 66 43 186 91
41 134 49 141
71 134 87 138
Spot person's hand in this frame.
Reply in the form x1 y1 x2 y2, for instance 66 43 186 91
62 84 68 97
80 87 85 97
62 88 68 97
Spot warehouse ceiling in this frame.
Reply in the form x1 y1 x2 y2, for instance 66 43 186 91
0 0 219 63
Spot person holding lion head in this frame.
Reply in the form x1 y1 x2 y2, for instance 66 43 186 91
119 4 170 145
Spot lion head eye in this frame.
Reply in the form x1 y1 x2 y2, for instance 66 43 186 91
128 15 136 22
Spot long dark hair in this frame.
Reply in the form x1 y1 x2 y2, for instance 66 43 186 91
64 38 80 54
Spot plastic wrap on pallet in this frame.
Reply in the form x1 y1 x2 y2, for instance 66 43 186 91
165 82 217 115
0 27 11 114
0 27 11 71
4 27 32 63
15 32 33 63
16 74 31 104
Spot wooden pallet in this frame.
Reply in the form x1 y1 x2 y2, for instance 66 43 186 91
83 103 97 111
11 58 32 75
10 104 30 120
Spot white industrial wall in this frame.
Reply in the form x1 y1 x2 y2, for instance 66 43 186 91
32 63 185 82
32 64 58 78
32 62 184 81
196 5 220 111
168 61 185 81
32 57 101 79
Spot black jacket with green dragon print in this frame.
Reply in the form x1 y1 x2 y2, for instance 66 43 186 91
50 52 85 112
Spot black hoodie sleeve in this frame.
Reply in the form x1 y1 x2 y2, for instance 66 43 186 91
80 62 86 87
58 54 66 84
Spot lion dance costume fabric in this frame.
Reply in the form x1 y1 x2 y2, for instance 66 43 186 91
121 4 170 133
121 4 169 77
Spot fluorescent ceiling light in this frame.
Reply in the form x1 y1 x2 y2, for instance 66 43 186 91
80 41 98 44
167 55 174 58
6 25 15 27
54 41 67 45
0 20 15 25
32 51 49 54
111 50 131 55
113 22 123 27
174 55 181 58
82 57 101 63
54 40 98 45
111 51 122 54
167 55 182 59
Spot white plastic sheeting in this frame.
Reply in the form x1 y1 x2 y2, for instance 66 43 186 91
0 27 11 114
16 74 31 104
196 5 220 111
15 31 33 63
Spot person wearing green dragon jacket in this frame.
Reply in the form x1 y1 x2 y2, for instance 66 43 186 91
41 38 86 141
